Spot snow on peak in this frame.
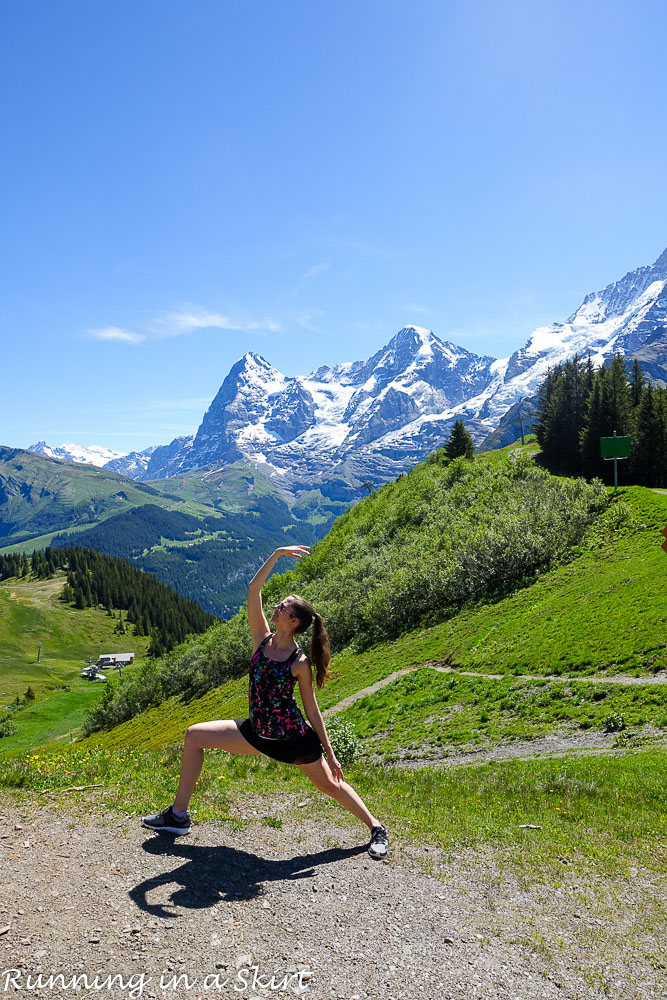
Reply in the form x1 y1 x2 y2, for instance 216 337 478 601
400 324 432 338
28 441 126 467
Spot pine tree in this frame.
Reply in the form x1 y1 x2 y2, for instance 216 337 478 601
606 354 632 434
632 384 658 485
445 419 475 460
541 355 589 471
579 369 607 478
630 359 644 408
534 364 562 448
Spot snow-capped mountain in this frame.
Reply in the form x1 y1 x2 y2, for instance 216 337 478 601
105 445 158 478
128 326 498 488
28 441 126 468
465 246 667 428
26 246 664 495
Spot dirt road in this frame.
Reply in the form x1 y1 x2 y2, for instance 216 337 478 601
0 798 663 1000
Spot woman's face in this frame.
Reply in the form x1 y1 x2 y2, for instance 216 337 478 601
271 597 296 625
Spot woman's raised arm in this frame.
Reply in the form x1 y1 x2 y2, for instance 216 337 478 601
247 545 310 649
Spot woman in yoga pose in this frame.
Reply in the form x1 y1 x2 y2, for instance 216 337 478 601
142 545 388 860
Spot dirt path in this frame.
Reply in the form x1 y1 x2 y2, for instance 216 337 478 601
0 799 664 1000
367 729 667 770
324 665 667 771
324 665 667 718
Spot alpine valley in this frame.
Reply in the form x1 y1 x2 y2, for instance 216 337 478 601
3 245 666 616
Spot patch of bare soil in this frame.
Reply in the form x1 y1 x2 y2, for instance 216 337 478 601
0 799 664 1000
370 728 667 770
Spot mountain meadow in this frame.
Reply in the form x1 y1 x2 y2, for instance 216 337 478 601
0 448 344 617
1 440 665 904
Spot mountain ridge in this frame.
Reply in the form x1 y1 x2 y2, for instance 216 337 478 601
28 246 667 491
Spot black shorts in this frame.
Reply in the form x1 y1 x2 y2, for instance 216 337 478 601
238 718 323 765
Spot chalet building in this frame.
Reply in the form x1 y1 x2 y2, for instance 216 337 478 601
96 653 135 667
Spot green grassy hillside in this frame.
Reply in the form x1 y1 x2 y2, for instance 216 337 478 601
1 456 665 893
0 571 151 749
0 450 342 617
42 480 663 758
3 449 665 763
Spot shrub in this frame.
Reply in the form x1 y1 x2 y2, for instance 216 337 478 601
325 717 360 766
604 713 626 733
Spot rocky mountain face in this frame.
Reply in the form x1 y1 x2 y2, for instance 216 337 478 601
28 246 667 495
131 326 499 490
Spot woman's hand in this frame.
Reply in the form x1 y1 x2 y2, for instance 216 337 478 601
274 545 310 559
326 750 344 783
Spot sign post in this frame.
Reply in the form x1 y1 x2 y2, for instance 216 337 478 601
36 642 42 663
600 431 631 488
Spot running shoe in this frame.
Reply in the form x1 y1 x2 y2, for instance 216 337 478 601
368 824 388 860
142 805 191 835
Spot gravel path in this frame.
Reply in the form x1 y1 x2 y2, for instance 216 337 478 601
1 799 664 1000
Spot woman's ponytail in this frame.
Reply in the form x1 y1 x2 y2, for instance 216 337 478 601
289 596 331 688
310 612 331 689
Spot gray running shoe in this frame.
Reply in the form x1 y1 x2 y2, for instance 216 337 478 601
368 824 388 860
142 805 191 835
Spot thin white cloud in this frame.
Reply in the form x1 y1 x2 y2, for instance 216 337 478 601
301 261 332 281
405 303 430 315
149 305 281 337
90 305 281 347
90 326 145 344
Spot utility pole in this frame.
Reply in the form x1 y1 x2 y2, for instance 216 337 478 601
36 643 42 663
518 405 525 446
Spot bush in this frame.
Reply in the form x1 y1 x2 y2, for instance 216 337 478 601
604 713 626 733
325 717 360 766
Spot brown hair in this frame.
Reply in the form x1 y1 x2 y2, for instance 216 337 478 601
287 595 331 688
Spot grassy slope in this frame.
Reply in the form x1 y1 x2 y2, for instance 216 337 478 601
343 669 667 761
1 449 665 886
2 448 665 761
311 484 667 702
0 453 341 556
39 481 664 758
0 571 150 749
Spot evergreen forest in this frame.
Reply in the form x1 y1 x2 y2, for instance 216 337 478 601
0 546 216 655
534 354 667 485
49 498 323 618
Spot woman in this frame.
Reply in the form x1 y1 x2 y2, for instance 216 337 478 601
142 545 389 860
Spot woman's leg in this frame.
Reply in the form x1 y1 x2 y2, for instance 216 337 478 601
296 756 381 830
173 719 259 812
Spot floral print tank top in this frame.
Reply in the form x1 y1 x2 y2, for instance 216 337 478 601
248 634 309 739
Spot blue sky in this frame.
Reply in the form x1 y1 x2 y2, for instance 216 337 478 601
2 0 667 454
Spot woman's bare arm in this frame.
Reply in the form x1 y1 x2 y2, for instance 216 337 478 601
247 545 310 650
295 658 343 780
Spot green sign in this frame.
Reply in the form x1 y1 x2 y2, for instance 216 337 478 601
600 436 631 459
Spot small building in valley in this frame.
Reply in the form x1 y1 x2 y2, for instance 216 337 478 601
96 653 135 667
